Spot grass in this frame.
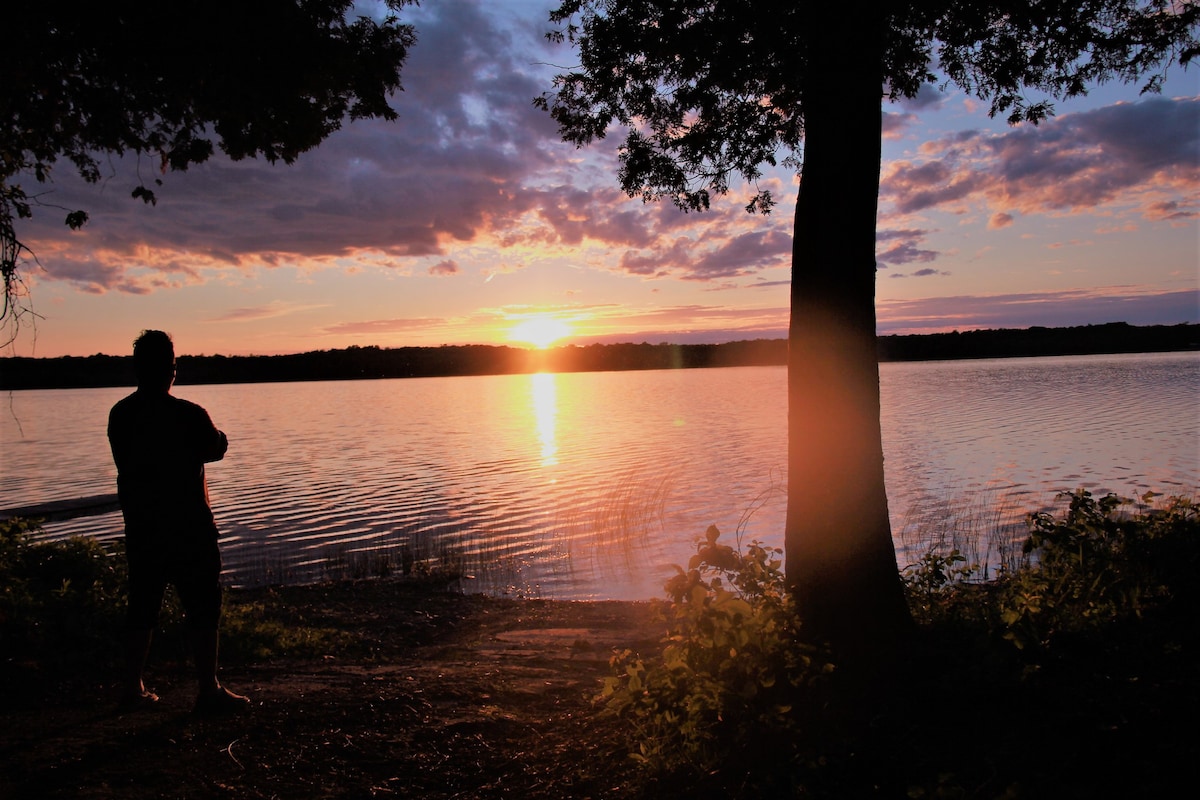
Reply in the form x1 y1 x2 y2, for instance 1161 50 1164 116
894 485 1037 580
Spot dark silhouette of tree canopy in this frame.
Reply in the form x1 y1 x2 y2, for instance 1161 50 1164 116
538 0 1198 648
1 0 417 339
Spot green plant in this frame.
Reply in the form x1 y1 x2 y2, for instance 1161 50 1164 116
219 600 357 662
997 490 1199 651
1 516 358 684
902 548 979 620
601 525 832 788
0 517 137 675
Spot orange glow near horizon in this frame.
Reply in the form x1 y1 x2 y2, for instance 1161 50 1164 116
508 316 573 349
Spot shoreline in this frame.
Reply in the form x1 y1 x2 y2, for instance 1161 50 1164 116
3 321 1195 391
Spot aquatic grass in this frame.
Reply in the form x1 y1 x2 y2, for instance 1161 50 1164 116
230 469 764 598
894 485 1037 582
729 470 786 550
564 470 674 568
233 527 469 590
895 480 1198 588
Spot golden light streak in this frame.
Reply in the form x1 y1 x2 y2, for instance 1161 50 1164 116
531 372 558 467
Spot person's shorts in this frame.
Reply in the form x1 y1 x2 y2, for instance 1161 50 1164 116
124 529 222 630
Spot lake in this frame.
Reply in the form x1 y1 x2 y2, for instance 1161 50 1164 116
2 352 1196 600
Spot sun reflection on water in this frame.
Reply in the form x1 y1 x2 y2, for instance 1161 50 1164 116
530 372 558 468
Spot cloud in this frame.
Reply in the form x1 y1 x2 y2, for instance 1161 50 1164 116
881 97 1200 220
13 2 1196 359
534 185 658 248
886 268 951 279
882 111 917 139
18 0 796 296
883 159 986 214
428 259 460 276
687 230 792 279
1145 200 1198 221
321 317 447 336
18 0 571 287
571 302 790 343
896 83 948 112
882 83 948 138
608 214 792 281
207 301 325 322
876 228 939 265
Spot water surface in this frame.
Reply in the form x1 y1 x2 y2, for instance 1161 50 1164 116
3 352 1195 599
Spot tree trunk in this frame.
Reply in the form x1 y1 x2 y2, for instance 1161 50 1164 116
785 5 912 650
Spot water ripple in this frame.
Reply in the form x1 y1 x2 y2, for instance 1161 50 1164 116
4 353 1196 599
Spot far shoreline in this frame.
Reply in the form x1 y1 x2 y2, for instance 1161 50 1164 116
1 321 1196 391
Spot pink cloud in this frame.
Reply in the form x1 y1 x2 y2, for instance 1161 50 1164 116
321 317 446 336
428 260 460 276
1145 200 1198 221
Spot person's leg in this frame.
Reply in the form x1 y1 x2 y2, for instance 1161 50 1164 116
176 537 249 713
121 541 165 706
189 626 250 713
190 627 220 695
121 628 157 704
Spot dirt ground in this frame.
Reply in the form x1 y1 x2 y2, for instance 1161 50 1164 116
0 581 668 800
11 577 1196 799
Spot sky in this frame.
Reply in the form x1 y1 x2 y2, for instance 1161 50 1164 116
9 0 1200 358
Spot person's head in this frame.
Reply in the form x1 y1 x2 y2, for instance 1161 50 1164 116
132 329 176 391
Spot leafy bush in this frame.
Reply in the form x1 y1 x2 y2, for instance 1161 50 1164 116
1 517 361 688
0 517 135 674
901 547 981 624
997 490 1199 651
600 525 833 787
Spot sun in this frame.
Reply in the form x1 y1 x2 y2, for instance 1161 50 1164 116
509 316 572 349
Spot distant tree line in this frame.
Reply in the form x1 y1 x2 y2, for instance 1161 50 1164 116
875 321 1199 362
0 322 1195 391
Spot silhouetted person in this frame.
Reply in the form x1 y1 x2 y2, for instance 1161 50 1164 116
108 329 249 714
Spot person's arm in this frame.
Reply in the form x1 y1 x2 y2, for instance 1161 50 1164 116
205 429 229 463
193 406 229 463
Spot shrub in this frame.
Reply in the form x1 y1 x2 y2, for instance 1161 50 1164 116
997 490 1199 652
600 525 833 789
0 517 134 674
1 517 359 687
901 547 981 625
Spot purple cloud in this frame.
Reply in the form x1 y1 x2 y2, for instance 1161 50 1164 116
18 1 569 285
881 97 1200 218
876 228 940 265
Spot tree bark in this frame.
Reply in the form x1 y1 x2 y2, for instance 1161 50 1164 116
785 5 911 650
